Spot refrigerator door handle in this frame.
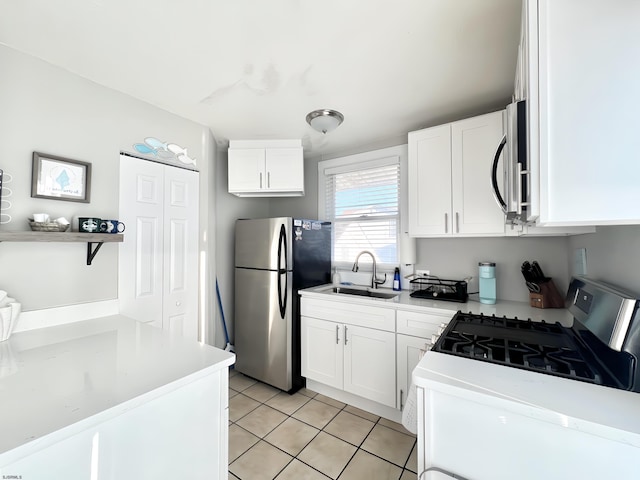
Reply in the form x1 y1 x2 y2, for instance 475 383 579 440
277 224 288 319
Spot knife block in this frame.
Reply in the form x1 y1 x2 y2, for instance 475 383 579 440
529 279 565 309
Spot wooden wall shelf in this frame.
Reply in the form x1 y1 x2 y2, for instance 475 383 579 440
0 232 124 265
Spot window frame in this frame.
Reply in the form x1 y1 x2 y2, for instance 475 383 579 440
317 145 408 273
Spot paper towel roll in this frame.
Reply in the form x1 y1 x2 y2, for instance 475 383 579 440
400 232 416 265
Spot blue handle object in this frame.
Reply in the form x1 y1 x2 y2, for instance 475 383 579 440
215 278 231 346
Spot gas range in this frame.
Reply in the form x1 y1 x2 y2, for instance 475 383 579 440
427 277 640 392
432 311 633 389
411 276 640 480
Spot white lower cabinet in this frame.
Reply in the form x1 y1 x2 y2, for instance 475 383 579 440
0 370 229 480
301 301 396 408
397 334 431 410
301 297 456 412
396 308 452 409
343 324 396 407
301 316 344 390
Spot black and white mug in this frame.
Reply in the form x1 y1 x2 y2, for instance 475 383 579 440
79 217 102 233
100 219 125 234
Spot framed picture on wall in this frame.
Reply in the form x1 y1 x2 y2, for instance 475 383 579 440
31 152 92 203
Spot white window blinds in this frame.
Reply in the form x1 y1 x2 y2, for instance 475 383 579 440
325 160 400 266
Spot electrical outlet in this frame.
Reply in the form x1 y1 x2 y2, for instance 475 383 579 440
415 269 431 278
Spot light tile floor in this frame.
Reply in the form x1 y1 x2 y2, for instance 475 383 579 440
228 369 417 480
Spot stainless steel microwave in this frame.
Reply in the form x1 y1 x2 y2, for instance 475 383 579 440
491 100 530 225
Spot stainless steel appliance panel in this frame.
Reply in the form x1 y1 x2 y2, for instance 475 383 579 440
235 217 292 271
234 268 293 391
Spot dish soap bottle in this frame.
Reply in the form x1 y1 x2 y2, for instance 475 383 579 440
393 267 402 291
332 268 341 286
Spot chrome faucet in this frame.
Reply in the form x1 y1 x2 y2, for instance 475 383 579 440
352 250 386 289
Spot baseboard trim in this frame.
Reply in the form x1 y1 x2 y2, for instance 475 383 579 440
306 379 402 423
14 300 120 333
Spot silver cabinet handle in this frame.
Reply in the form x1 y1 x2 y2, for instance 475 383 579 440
400 389 404 409
267 171 271 188
336 324 340 344
259 172 263 189
456 212 460 233
344 325 348 345
444 213 448 233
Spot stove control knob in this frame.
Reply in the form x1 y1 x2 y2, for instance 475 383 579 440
437 323 447 334
431 333 439 344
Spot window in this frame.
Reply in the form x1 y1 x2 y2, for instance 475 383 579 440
319 153 400 269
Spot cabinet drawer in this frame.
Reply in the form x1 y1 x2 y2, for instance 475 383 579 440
301 297 395 332
396 309 453 338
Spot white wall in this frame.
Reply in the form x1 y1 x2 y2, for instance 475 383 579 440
214 149 269 348
0 46 215 325
415 236 571 303
568 226 640 295
268 145 574 302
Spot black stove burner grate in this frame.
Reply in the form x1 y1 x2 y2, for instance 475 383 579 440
433 312 624 387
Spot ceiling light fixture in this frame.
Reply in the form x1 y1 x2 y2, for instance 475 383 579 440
306 109 344 134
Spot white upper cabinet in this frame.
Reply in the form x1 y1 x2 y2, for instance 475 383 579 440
408 111 506 237
408 124 452 236
524 0 640 226
228 139 304 197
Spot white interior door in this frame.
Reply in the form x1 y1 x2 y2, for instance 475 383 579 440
163 167 199 340
119 155 199 340
119 156 164 328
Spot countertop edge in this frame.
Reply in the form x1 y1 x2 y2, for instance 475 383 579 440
300 284 573 325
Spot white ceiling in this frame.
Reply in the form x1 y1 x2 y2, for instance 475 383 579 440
0 0 521 157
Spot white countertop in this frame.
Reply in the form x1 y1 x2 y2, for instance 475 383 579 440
413 350 640 446
300 284 573 326
0 315 235 457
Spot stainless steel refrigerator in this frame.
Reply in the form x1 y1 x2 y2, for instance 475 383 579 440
234 217 331 392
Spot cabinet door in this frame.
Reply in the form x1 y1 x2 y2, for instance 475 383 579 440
265 148 304 192
119 157 165 328
396 309 450 339
408 125 452 236
451 111 505 235
397 334 431 411
228 148 265 193
536 0 640 225
163 167 199 341
343 325 396 408
301 317 343 389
